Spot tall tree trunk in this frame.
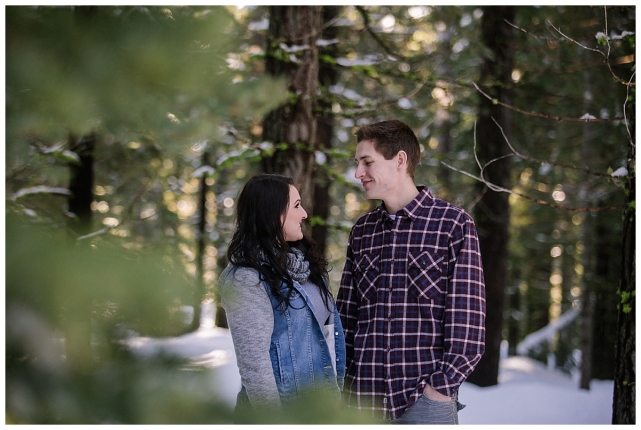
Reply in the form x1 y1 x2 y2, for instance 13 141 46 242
65 132 96 375
434 26 455 201
591 212 618 380
262 6 322 233
578 239 595 390
311 6 341 258
578 65 595 390
192 150 210 332
214 167 229 329
467 6 514 387
612 88 635 424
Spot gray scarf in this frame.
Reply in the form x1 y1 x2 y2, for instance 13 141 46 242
258 247 311 284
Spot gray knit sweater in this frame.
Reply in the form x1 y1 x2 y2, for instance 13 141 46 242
218 264 281 409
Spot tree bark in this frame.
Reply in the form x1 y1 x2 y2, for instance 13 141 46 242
214 167 229 329
591 211 618 380
262 6 322 233
467 6 515 387
192 150 210 332
612 88 635 424
311 6 341 258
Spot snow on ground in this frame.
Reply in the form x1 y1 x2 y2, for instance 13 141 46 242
127 304 615 425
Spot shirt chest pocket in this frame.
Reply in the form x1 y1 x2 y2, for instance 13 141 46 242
407 250 446 307
354 253 380 302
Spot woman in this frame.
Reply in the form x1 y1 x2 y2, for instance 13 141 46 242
218 174 345 415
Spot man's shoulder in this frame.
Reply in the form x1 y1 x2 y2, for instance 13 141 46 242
420 194 474 224
352 206 382 228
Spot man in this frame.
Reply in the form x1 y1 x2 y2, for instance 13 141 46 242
337 120 485 424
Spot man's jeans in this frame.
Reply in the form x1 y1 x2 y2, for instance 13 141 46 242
392 392 465 425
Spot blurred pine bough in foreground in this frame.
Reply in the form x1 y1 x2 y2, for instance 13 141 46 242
5 214 218 423
5 215 377 424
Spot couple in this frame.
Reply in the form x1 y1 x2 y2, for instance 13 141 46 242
218 120 486 425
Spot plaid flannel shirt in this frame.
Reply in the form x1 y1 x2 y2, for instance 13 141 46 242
337 186 485 421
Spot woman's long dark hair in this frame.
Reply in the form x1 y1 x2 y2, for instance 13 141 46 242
227 174 331 311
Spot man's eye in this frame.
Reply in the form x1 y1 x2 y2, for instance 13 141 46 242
365 162 373 166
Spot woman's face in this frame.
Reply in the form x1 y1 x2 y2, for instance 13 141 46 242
282 185 307 242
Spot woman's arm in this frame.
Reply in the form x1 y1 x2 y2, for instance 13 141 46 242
218 265 281 410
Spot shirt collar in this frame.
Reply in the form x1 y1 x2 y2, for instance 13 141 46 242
378 186 434 222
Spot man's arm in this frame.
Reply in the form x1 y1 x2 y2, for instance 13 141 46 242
428 214 486 397
337 230 358 366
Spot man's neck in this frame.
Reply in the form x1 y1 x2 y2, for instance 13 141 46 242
383 180 419 215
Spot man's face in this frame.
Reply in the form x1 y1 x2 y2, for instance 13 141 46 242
354 139 401 200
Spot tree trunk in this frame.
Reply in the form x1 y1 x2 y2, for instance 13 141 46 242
591 212 618 380
65 132 96 375
612 88 635 424
467 6 515 387
311 6 341 258
192 150 210 332
434 26 455 201
214 167 229 329
262 6 322 233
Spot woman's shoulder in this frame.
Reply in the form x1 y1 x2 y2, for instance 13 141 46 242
218 263 273 313
219 263 263 289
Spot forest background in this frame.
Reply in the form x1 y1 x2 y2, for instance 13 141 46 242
5 5 635 424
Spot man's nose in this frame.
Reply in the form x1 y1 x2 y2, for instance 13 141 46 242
355 165 364 179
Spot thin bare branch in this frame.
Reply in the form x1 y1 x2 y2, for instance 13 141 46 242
547 10 634 87
76 225 116 241
490 117 613 178
546 20 605 56
623 71 636 149
466 187 487 214
440 160 624 213
472 82 625 123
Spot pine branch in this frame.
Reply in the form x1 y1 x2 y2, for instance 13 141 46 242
355 6 401 61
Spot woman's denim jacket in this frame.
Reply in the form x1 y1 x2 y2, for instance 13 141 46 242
239 278 346 404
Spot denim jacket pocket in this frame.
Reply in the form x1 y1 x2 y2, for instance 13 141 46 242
270 339 297 399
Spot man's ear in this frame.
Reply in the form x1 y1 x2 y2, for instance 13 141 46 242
397 150 408 171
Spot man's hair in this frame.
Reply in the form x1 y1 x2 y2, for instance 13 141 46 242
355 120 421 178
